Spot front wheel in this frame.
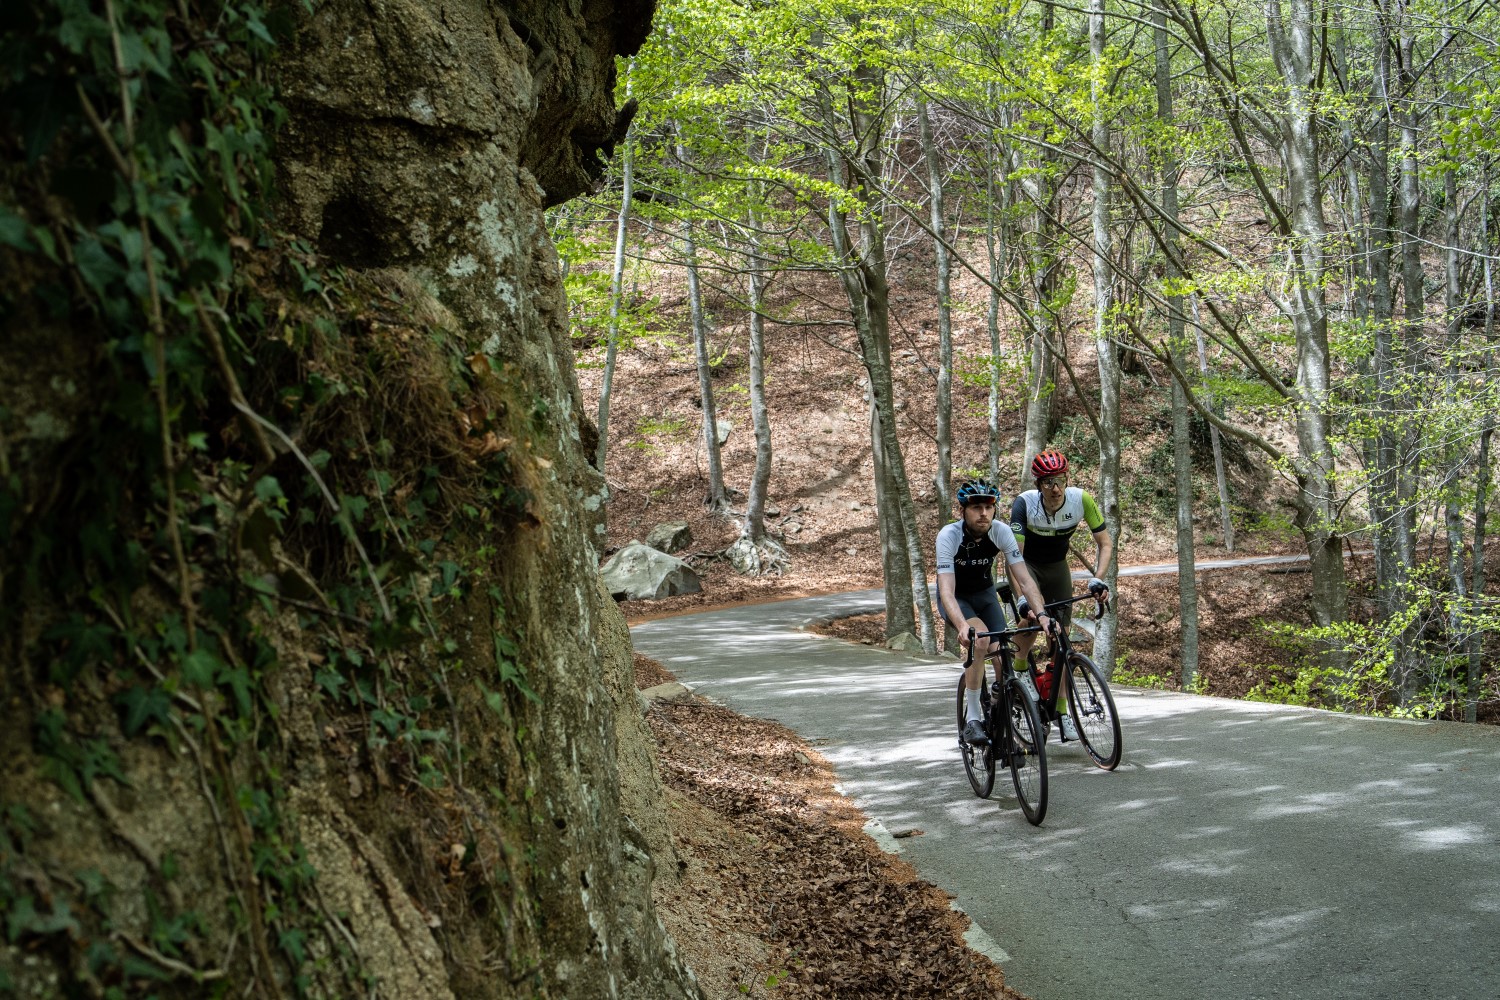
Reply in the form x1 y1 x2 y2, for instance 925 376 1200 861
1003 676 1048 826
956 674 995 798
1066 652 1122 770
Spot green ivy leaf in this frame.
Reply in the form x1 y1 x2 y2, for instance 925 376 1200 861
5 895 81 944
116 684 172 736
180 648 219 687
0 205 33 251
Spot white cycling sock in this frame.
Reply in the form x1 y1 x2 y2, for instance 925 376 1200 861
966 688 985 723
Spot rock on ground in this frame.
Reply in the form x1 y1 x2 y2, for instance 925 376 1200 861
604 541 703 600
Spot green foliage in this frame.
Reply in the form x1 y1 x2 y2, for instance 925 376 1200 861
629 414 691 455
1109 646 1180 692
556 224 661 354
1244 664 1332 708
1260 564 1499 719
954 352 1028 401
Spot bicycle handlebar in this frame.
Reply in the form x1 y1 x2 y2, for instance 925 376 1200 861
1043 592 1108 622
962 624 1043 669
1018 590 1107 623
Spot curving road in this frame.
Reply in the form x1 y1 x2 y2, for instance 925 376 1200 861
631 590 1500 1000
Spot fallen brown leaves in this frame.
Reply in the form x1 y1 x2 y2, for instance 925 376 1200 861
639 656 1023 1000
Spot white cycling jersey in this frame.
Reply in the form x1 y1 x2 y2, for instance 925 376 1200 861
935 519 1024 595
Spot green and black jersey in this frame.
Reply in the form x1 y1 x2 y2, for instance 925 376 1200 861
1009 487 1106 565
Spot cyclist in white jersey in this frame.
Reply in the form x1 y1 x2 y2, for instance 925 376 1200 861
936 479 1053 746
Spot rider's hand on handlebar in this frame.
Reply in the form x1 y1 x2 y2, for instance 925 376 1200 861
1088 577 1110 618
1018 599 1054 633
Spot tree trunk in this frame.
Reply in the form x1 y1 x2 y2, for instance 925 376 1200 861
1156 3 1198 685
820 71 936 652
1367 5 1402 621
1333 14 1368 329
1479 183 1496 719
1265 0 1347 636
743 206 774 544
1090 0 1122 672
1394 17 1421 581
1021 312 1055 479
983 92 1012 487
918 95 954 514
1191 295 1234 551
1019 85 1060 477
1468 423 1492 723
595 63 636 474
677 141 727 510
1484 168 1496 338
1443 154 1466 716
870 396 912 635
1021 0 1060 480
1374 13 1422 704
863 263 937 652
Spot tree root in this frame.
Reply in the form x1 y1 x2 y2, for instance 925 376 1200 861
724 535 790 577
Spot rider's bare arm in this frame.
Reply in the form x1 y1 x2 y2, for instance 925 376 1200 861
1005 560 1053 631
1092 526 1114 587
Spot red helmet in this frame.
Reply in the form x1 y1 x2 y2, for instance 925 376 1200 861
1030 449 1068 479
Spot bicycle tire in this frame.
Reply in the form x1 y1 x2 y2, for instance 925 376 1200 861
1066 651 1122 770
1003 675 1048 825
956 674 995 798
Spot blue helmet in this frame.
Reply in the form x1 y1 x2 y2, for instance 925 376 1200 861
955 479 999 507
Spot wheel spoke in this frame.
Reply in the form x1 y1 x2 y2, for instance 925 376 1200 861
1006 676 1048 825
1066 653 1122 770
957 674 995 798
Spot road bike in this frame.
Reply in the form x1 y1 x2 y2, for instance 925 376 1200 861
955 621 1049 826
1020 591 1123 770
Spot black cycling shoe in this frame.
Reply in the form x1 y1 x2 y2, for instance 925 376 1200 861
962 720 990 746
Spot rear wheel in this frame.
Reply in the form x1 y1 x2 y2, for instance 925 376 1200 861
1066 652 1122 770
956 674 995 798
1003 676 1048 826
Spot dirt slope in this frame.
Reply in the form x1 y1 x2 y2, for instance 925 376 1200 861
636 654 1026 1000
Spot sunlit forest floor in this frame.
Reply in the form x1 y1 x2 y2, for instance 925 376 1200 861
598 240 1301 626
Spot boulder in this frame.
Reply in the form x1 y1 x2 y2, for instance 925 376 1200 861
886 632 924 652
715 419 733 446
645 521 693 554
602 542 702 601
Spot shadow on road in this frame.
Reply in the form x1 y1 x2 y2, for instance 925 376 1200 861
633 590 1500 1000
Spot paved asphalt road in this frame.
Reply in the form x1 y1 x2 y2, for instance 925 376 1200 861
631 590 1500 1000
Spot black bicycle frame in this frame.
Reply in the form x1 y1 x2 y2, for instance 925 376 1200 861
1024 592 1105 719
963 621 1044 743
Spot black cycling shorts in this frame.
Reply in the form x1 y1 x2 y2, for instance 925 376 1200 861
1026 559 1074 628
955 587 1009 635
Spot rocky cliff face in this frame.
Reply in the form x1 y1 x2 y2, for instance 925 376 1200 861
1 0 696 997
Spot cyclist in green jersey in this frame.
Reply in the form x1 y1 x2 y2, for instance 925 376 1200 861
1009 449 1112 737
